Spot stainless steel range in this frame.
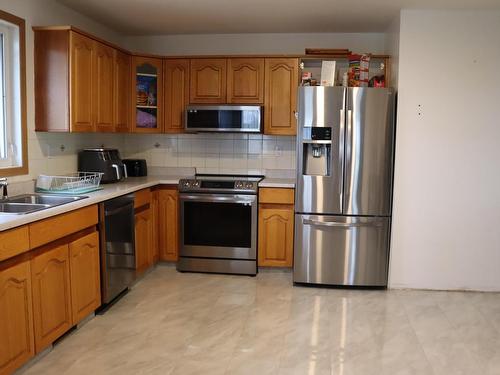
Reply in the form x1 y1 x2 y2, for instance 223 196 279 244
177 174 263 276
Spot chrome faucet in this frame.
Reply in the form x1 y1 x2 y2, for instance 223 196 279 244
0 178 8 200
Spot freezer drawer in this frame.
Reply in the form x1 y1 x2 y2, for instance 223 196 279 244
293 214 390 286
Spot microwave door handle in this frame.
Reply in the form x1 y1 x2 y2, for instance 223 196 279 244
111 164 120 179
123 164 128 178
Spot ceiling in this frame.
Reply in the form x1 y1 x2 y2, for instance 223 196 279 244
57 0 500 35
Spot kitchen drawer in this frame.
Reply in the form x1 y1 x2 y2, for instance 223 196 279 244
29 205 98 249
0 226 30 262
259 188 294 205
134 188 151 209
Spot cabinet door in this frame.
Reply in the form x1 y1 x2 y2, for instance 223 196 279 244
132 56 163 133
69 231 101 325
264 58 299 135
164 59 189 133
114 50 131 133
158 188 179 261
0 261 34 375
189 59 227 104
135 208 153 273
151 191 160 264
70 32 95 132
94 42 115 132
227 58 264 103
258 204 294 267
31 244 72 353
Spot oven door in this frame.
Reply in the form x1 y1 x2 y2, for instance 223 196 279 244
180 193 257 259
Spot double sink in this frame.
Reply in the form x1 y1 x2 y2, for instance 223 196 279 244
0 194 88 215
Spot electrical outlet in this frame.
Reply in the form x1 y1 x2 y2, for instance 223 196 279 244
274 145 283 157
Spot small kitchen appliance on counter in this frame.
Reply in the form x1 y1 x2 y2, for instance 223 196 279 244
177 174 264 276
78 148 127 183
123 159 148 177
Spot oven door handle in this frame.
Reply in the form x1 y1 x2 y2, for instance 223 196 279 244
180 194 256 205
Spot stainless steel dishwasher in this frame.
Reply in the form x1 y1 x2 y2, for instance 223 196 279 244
99 194 136 304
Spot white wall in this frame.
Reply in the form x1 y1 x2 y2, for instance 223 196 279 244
0 0 126 183
384 14 400 89
124 32 386 56
389 10 500 291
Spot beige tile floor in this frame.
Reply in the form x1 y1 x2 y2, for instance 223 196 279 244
21 265 500 375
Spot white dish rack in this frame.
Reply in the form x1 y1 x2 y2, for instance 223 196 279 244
35 172 104 194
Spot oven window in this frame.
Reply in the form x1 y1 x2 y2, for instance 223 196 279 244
184 201 251 248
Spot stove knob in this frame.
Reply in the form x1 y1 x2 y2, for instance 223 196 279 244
182 180 191 188
245 182 254 189
235 181 244 189
193 181 201 188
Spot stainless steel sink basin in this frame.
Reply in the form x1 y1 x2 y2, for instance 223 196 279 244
0 194 88 215
6 194 87 206
0 203 51 215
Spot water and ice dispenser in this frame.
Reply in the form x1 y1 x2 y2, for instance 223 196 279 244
300 127 332 177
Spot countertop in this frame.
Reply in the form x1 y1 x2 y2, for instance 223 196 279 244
0 175 183 232
258 178 296 189
0 175 296 232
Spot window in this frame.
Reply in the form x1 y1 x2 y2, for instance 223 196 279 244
0 10 26 176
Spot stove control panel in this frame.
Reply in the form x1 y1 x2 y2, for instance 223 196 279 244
234 181 256 190
179 177 260 194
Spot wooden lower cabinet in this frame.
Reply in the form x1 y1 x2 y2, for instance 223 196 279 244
0 261 34 375
31 244 72 353
69 231 101 325
151 190 160 263
135 208 153 273
258 204 294 267
258 188 295 268
158 187 179 261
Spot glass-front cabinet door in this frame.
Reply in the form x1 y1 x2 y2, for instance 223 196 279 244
132 56 163 133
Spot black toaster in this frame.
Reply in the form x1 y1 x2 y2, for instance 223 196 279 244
78 148 127 183
123 159 148 177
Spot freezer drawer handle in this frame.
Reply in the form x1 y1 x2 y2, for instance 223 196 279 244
302 218 383 228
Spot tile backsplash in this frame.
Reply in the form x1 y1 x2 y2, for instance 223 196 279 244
12 131 295 183
122 133 296 175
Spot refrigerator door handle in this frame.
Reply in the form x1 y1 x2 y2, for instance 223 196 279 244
302 218 383 228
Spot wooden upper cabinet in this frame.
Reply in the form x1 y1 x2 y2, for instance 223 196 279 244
69 231 101 325
164 59 189 133
158 188 179 261
114 50 131 133
190 58 227 104
35 28 130 133
94 42 115 132
70 32 95 132
264 58 299 135
132 56 163 133
0 261 34 375
31 244 72 353
227 58 264 103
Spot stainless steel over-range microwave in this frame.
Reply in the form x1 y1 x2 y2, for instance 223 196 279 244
185 105 262 133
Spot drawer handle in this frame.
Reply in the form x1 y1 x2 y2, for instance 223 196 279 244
302 219 382 228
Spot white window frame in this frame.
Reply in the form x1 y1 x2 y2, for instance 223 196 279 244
0 19 21 169
0 10 28 177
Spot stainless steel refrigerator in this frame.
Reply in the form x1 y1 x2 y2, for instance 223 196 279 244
294 86 395 287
